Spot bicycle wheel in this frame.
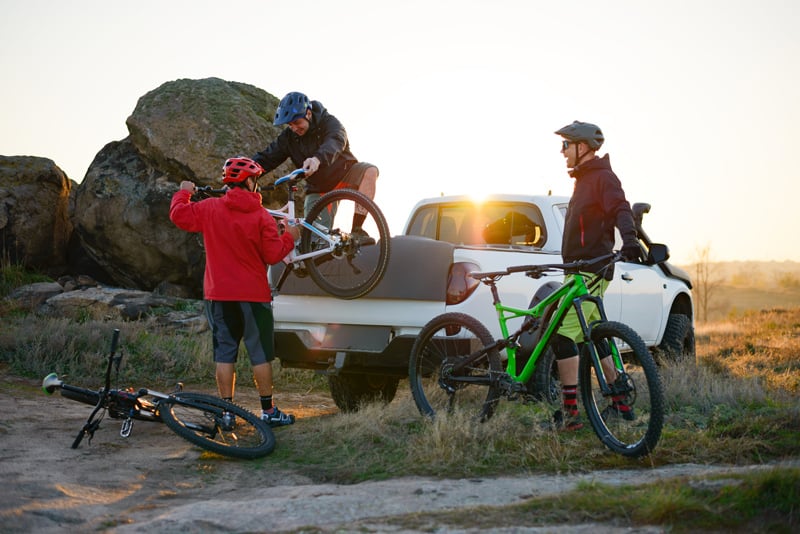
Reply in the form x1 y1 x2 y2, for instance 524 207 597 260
409 312 502 421
528 346 561 404
579 321 664 457
299 188 390 299
159 393 275 459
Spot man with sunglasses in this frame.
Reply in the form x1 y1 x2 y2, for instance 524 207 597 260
551 121 642 430
252 92 379 243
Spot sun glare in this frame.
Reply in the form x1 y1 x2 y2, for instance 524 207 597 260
466 192 490 205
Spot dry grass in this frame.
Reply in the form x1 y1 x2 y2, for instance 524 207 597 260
3 261 798 530
269 308 800 481
696 308 800 394
2 282 799 481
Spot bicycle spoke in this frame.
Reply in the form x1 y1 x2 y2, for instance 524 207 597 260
580 321 664 457
160 393 275 459
409 313 502 421
300 189 390 299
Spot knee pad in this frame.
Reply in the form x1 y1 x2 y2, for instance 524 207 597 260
552 334 578 360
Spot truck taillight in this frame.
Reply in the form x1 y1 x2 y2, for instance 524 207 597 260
446 262 480 305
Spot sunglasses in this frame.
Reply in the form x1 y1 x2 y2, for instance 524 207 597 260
561 140 571 150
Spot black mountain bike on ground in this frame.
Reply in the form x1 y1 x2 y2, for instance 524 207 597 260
408 252 665 458
42 329 275 459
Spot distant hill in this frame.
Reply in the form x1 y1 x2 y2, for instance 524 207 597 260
676 261 800 321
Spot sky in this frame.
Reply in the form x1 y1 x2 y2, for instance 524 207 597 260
2 0 799 265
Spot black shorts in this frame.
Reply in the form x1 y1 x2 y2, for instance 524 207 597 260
205 301 275 365
339 161 378 188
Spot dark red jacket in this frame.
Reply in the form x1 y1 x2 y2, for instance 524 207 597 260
169 188 294 302
562 155 637 273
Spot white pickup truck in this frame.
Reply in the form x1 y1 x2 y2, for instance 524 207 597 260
270 194 694 411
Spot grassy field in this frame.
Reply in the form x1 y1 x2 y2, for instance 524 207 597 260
1 263 799 531
708 284 800 321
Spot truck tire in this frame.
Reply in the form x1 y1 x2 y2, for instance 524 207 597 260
656 313 696 365
328 373 400 413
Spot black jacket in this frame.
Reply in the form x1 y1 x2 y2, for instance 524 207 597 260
562 155 638 276
252 101 358 194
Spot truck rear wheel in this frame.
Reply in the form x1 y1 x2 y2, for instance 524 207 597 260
328 372 399 413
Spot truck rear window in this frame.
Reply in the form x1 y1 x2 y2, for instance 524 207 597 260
407 202 547 248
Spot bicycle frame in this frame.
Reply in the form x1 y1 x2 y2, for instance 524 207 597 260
266 170 340 267
468 261 626 397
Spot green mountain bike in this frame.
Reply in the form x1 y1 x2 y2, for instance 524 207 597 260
408 251 665 457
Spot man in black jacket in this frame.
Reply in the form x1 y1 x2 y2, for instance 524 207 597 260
551 120 642 430
252 92 378 240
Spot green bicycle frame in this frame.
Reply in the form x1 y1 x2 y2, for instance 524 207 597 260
492 271 625 392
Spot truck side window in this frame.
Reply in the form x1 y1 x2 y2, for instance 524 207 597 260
406 207 438 240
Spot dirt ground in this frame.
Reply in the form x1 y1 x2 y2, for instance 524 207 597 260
1 371 796 533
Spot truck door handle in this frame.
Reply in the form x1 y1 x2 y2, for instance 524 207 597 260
621 273 633 281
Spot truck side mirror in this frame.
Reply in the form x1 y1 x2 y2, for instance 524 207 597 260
647 243 670 264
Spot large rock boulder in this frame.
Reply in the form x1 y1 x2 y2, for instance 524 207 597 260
0 156 73 273
71 78 295 295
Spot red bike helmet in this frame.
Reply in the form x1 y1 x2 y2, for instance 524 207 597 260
222 157 264 184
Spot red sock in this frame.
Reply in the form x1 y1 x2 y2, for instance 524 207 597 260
562 385 579 417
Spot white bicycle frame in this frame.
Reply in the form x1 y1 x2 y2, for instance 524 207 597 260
266 169 342 267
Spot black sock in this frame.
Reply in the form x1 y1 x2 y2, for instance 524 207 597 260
260 395 274 412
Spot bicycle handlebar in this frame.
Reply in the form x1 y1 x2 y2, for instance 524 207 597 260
192 169 306 199
194 168 307 197
470 251 622 281
274 168 306 187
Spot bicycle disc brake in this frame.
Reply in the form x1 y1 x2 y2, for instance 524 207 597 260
611 372 637 404
438 360 460 394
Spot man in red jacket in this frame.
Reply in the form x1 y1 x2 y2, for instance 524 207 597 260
170 157 300 427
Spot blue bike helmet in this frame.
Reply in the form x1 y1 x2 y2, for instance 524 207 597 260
274 92 311 126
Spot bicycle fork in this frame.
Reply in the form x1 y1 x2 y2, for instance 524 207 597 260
573 294 630 397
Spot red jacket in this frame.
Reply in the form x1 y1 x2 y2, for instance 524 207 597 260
169 188 294 302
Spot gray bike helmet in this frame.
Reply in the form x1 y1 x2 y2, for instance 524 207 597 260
274 92 311 126
555 121 604 150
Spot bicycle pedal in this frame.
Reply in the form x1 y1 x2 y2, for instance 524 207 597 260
120 417 133 438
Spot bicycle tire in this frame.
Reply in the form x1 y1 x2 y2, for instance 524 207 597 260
159 393 275 459
299 188 390 299
409 312 502 421
71 431 86 449
579 321 664 457
528 346 561 404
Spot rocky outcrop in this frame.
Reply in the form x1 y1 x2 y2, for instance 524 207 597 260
69 77 296 295
0 156 73 272
6 279 208 332
3 78 301 297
